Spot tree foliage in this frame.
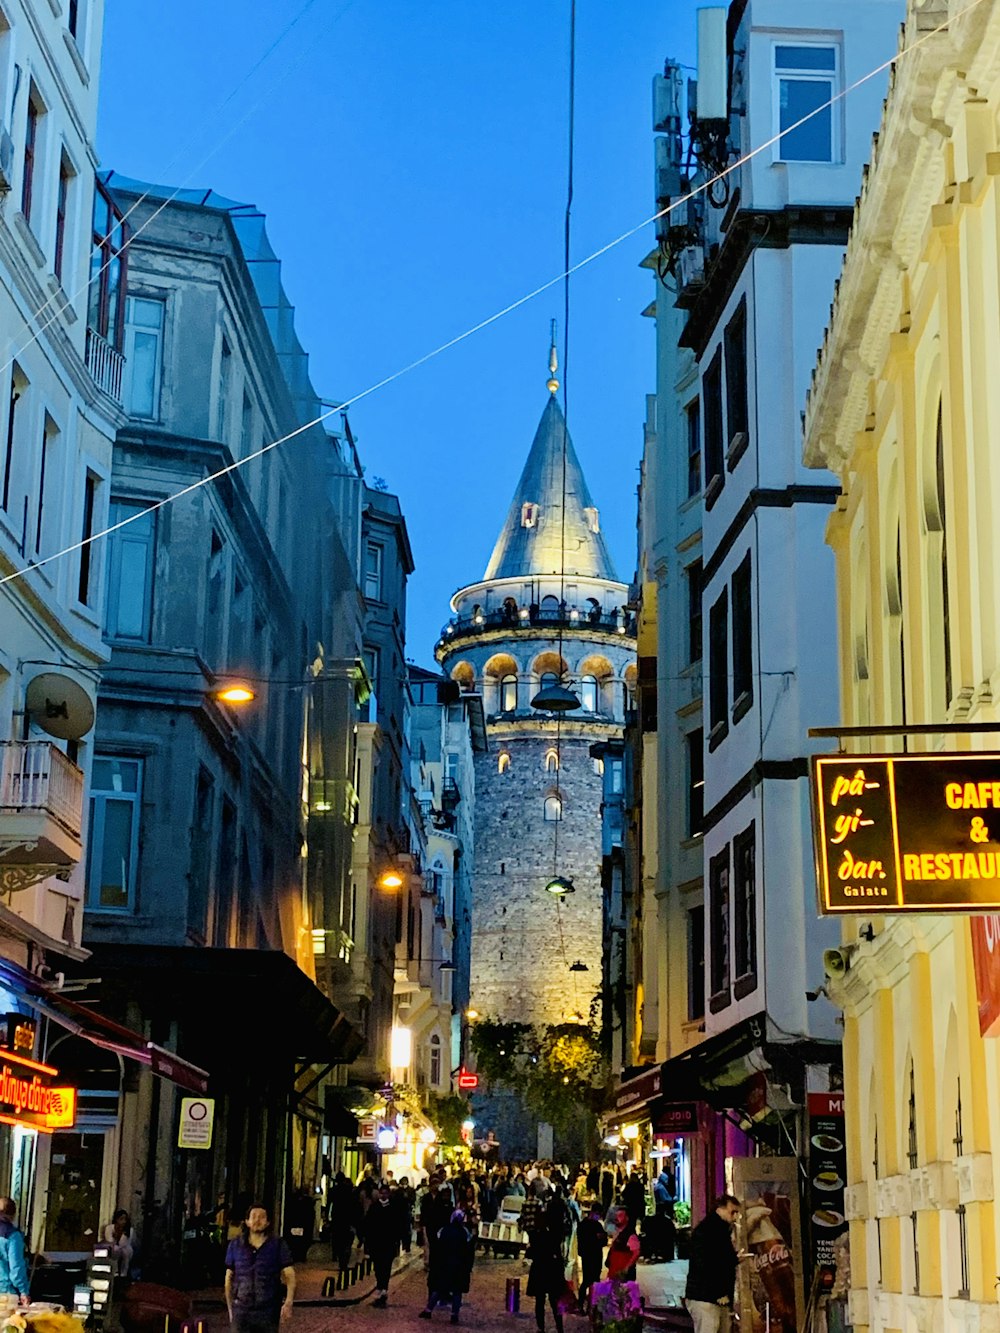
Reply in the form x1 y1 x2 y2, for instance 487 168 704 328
469 1017 608 1131
428 1092 472 1147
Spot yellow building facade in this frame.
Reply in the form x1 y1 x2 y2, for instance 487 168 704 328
804 3 1000 1329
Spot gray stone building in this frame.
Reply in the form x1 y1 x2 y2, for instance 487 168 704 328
61 177 376 1274
435 368 636 1156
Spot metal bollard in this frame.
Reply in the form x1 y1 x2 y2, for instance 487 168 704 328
505 1278 520 1314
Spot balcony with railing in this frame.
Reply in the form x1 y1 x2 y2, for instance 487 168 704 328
85 327 124 402
437 603 637 652
0 741 85 890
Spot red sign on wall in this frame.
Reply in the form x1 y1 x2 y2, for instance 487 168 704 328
970 916 1000 1036
457 1070 479 1090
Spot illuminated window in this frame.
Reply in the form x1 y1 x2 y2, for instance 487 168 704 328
544 749 559 773
544 794 563 822
500 674 518 713
498 752 511 775
521 502 539 528
430 1034 442 1086
580 675 599 712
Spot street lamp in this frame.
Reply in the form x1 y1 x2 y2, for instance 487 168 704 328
545 876 575 896
378 870 404 890
214 682 255 704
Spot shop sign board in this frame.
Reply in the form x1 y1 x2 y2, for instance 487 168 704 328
652 1101 699 1134
806 1093 848 1290
970 915 1000 1036
812 753 1000 913
357 1117 378 1146
614 1066 661 1112
0 1014 35 1056
0 1050 75 1133
730 1157 803 1333
177 1096 215 1149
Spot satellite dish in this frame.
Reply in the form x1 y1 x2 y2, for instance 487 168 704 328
25 673 95 741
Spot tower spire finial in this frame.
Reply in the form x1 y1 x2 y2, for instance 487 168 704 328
547 318 559 394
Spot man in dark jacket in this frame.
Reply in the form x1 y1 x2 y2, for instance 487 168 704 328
684 1195 742 1333
363 1186 400 1308
225 1204 295 1333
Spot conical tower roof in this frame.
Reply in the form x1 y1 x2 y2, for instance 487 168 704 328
483 395 618 582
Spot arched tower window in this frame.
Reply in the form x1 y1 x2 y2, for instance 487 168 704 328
544 748 559 773
498 752 511 775
580 675 598 712
540 671 560 693
544 793 563 822
429 1033 442 1086
500 674 518 713
540 595 560 619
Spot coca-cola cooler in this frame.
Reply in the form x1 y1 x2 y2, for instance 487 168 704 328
729 1157 804 1333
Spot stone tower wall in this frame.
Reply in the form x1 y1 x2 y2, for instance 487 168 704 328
471 731 604 1028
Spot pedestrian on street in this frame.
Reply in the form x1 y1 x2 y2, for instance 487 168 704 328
606 1209 640 1282
392 1177 415 1253
0 1199 29 1305
328 1172 357 1271
684 1195 743 1333
526 1216 567 1333
621 1168 646 1227
419 1208 475 1324
225 1203 296 1333
576 1204 607 1312
650 1170 677 1262
362 1185 400 1308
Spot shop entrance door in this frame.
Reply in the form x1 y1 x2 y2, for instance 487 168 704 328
43 1131 106 1258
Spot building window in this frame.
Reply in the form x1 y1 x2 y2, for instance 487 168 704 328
544 748 559 773
240 388 253 457
86 755 142 910
580 675 599 712
104 501 156 642
429 1034 442 1086
687 559 703 664
216 336 231 440
592 756 604 777
54 157 72 283
1 365 24 514
364 542 383 601
686 729 704 838
703 347 724 499
540 596 560 619
77 471 99 605
189 764 215 939
123 296 165 419
724 299 749 456
21 89 41 224
88 181 127 350
68 0 81 39
774 44 838 163
498 752 510 775
444 752 459 782
687 905 705 1021
521 502 538 528
733 822 757 984
609 760 623 794
709 588 728 744
543 793 563 822
709 846 731 1005
686 398 701 498
500 674 518 713
731 552 753 720
35 413 58 555
583 506 600 533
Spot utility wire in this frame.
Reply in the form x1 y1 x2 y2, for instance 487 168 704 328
0 0 981 594
0 0 355 384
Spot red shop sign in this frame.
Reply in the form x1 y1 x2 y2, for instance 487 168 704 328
970 915 1000 1036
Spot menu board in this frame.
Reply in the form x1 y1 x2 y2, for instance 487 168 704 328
811 753 1000 913
807 1093 848 1289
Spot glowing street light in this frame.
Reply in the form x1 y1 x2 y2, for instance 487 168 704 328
214 683 255 704
378 870 404 890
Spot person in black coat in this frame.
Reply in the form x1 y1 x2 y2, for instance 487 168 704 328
684 1195 742 1333
576 1204 608 1312
526 1218 566 1333
328 1172 357 1271
419 1210 475 1324
362 1186 400 1308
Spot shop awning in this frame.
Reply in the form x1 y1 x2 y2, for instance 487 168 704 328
75 944 365 1067
0 957 210 1093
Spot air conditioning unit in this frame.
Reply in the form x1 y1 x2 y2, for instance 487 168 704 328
0 130 14 194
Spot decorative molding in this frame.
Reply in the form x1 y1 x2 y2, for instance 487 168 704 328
874 1172 911 1218
909 1161 959 1211
955 1152 994 1205
0 864 73 894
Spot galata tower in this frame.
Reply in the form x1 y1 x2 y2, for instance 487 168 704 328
435 345 636 1157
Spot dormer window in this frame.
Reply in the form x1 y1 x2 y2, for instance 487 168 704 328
521 502 539 528
583 506 600 533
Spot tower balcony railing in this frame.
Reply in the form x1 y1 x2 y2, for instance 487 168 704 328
439 604 637 645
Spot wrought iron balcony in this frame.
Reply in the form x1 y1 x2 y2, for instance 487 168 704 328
438 604 636 647
0 741 85 892
85 327 125 403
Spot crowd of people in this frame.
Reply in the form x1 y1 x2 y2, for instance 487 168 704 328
313 1160 677 1326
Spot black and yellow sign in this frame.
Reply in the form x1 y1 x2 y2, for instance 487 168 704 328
812 753 1000 913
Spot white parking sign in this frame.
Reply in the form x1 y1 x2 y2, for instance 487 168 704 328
178 1096 215 1149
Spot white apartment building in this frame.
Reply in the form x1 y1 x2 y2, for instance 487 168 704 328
0 0 123 962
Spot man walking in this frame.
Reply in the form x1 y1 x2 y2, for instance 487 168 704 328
225 1203 296 1333
684 1195 742 1333
0 1199 29 1305
362 1184 400 1308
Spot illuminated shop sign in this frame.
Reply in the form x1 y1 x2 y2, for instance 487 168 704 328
812 753 1000 913
0 1049 75 1132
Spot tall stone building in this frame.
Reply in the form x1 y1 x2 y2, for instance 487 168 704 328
436 359 635 1155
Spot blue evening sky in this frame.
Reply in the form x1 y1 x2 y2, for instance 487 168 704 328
97 1 700 664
